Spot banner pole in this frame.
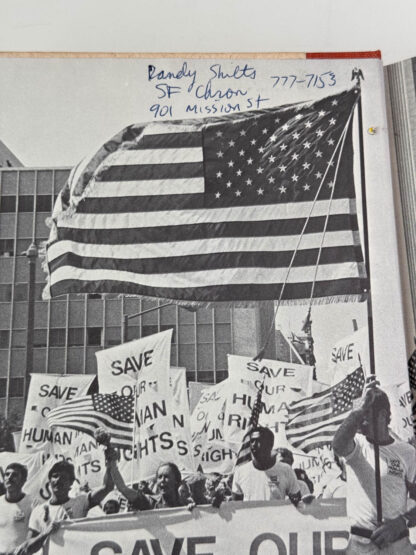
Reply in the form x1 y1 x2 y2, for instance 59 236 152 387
354 71 382 524
131 384 137 487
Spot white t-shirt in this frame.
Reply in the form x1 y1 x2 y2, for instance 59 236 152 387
0 493 33 553
232 460 300 501
344 434 416 529
29 494 90 535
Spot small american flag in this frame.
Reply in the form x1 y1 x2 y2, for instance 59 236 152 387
234 381 264 467
47 393 134 449
408 348 416 391
43 88 366 304
286 367 365 453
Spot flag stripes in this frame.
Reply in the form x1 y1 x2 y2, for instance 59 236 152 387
48 247 363 278
47 394 134 449
52 198 357 229
53 212 358 243
50 278 365 302
44 89 366 303
285 367 365 453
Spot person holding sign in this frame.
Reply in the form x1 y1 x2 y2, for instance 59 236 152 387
22 458 113 554
232 426 301 505
333 383 416 554
0 463 32 555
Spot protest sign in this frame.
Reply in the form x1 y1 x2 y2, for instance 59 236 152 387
96 329 173 431
384 381 416 441
188 381 211 413
190 380 236 474
48 499 350 555
20 374 95 454
96 329 172 398
53 431 107 490
118 367 195 482
98 333 194 480
324 327 370 385
170 367 196 475
224 355 313 444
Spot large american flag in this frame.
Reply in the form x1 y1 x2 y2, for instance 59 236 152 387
44 88 366 303
47 393 134 449
285 367 365 453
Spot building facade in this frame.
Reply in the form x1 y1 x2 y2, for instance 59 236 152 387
0 167 285 425
386 58 416 325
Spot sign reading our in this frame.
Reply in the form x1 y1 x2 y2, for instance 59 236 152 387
20 374 95 454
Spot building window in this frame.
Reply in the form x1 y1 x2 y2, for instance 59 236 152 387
126 325 140 341
0 196 16 213
0 284 12 302
68 327 84 346
49 328 66 347
0 378 6 398
87 293 102 299
0 330 9 349
16 239 31 256
0 239 14 257
11 330 26 348
160 324 176 342
9 378 24 398
14 284 27 302
33 329 47 348
34 284 45 301
17 196 34 212
87 327 102 346
105 327 121 346
36 195 52 212
142 325 159 338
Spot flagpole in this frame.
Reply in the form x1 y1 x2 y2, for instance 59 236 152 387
353 69 383 525
131 384 137 487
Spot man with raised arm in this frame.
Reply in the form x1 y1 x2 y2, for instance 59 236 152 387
22 459 113 554
232 426 301 505
333 383 416 554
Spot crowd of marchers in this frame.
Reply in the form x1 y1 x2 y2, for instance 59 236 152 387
1 383 416 554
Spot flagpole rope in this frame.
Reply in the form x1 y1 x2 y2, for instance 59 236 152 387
307 110 354 308
255 95 360 360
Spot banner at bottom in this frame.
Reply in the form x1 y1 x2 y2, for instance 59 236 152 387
47 499 349 555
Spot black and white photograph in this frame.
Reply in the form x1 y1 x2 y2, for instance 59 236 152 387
0 50 415 554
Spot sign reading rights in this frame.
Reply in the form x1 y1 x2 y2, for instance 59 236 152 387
48 500 350 555
20 374 95 454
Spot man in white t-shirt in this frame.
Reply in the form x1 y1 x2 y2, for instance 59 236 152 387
232 426 301 505
25 458 113 554
333 383 416 554
0 462 32 555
